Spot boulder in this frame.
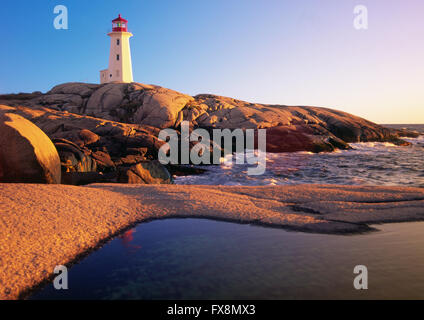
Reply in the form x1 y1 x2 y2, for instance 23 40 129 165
78 129 100 146
118 161 173 184
53 139 97 173
91 151 115 172
85 83 127 118
133 87 194 128
51 129 100 148
48 82 100 97
113 154 146 167
34 94 83 109
0 113 61 184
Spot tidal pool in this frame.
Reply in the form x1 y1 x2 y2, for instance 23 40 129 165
31 219 424 300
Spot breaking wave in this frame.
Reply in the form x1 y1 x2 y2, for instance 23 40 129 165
175 129 424 188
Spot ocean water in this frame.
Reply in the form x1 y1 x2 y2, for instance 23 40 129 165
175 125 424 188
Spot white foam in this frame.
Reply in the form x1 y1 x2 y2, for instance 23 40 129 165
174 137 424 187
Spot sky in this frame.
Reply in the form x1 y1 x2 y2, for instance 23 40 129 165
0 0 423 124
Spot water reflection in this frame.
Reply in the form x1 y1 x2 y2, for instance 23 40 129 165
31 219 424 300
118 229 141 252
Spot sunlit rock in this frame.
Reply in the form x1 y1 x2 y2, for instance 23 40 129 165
0 112 61 184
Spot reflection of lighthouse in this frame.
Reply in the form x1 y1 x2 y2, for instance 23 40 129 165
119 229 141 251
100 14 134 84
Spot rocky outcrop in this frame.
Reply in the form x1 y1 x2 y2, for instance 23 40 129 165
0 104 171 185
53 139 97 173
0 82 414 156
263 125 351 153
0 112 61 184
118 161 173 184
84 83 127 119
7 82 193 129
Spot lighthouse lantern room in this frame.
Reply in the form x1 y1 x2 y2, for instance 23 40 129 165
100 14 134 84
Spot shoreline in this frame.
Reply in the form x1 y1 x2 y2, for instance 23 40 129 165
1 183 424 299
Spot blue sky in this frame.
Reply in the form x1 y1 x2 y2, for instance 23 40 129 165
1 0 423 123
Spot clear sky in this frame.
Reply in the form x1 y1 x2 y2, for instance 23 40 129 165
1 0 423 123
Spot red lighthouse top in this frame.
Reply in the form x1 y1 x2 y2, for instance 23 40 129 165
112 14 128 32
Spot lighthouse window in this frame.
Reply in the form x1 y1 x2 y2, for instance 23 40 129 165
117 54 120 61
117 39 120 45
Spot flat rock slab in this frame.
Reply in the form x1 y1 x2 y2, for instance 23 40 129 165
1 183 424 299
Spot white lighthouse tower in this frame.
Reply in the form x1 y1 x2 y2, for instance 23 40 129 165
100 14 134 84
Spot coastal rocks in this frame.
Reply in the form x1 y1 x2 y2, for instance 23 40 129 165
33 83 101 113
0 105 173 185
91 151 115 172
177 96 410 150
85 83 127 119
51 129 100 148
39 82 193 128
263 125 350 153
310 107 392 143
33 94 84 111
0 82 416 155
48 82 100 97
0 113 61 184
0 92 43 107
388 127 420 138
53 139 97 173
118 161 173 184
60 160 173 186
2 104 161 158
133 86 194 128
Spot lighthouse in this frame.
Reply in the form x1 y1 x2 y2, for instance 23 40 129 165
100 14 134 84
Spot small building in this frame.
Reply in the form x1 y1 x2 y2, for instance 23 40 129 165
100 14 134 84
